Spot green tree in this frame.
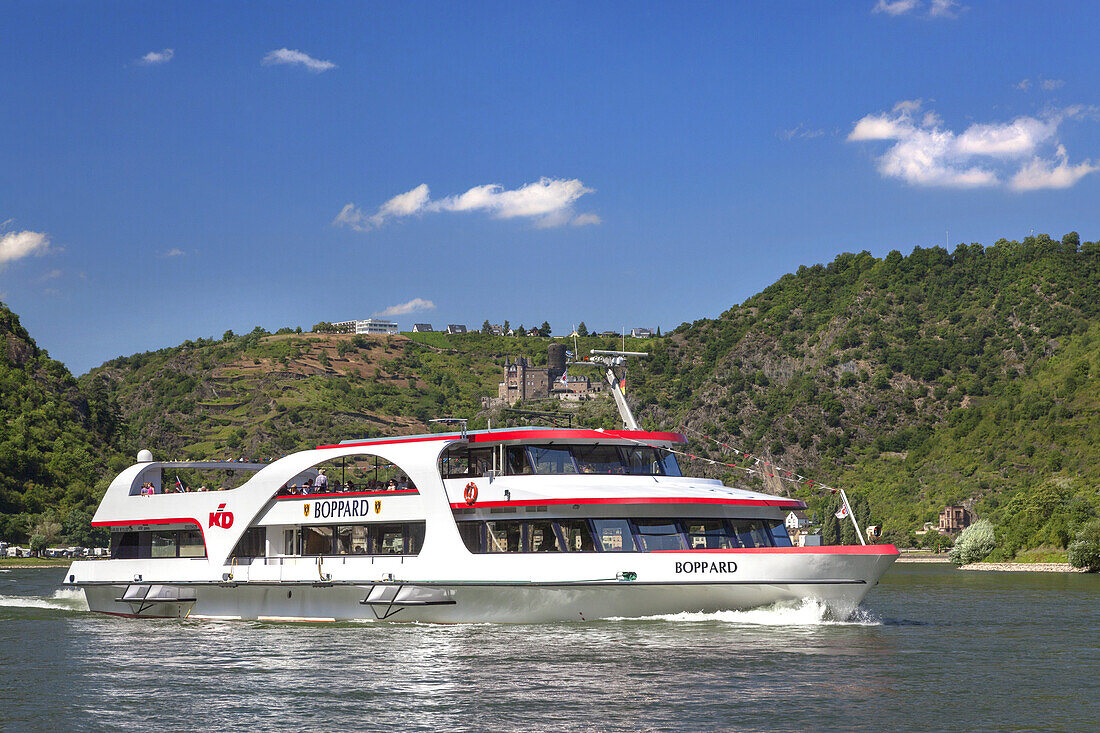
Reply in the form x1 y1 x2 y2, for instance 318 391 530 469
577 322 589 337
312 322 336 334
481 320 493 334
949 519 996 565
539 321 552 337
1067 519 1100 572
222 330 236 341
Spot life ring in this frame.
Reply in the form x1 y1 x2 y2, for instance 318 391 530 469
464 482 478 506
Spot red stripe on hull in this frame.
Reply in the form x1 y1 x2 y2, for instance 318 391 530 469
452 496 807 510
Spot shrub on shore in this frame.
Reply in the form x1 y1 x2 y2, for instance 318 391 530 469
949 519 996 565
1067 520 1100 572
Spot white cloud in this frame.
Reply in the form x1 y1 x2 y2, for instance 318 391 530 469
0 230 51 266
872 0 919 15
262 48 336 73
1015 78 1032 91
777 123 825 140
1041 78 1066 90
335 178 599 232
161 248 186 257
872 0 964 18
373 298 436 317
333 203 370 232
1011 145 1098 191
36 269 62 283
139 48 174 65
929 0 962 17
849 100 1097 190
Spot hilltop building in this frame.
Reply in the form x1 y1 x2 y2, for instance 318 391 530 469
412 323 434 333
630 327 655 338
332 318 399 335
446 324 467 335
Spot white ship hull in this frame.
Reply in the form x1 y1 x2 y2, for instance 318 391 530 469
76 549 895 623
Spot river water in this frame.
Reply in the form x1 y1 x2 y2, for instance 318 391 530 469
1 564 1097 732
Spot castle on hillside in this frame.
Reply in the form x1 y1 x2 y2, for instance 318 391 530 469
495 344 605 406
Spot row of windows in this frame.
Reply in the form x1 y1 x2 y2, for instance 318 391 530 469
111 530 207 559
440 444 682 479
230 523 428 558
456 518 792 554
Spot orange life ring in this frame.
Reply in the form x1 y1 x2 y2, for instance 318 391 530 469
464 482 478 506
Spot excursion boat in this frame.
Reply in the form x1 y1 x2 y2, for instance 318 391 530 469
64 427 897 622
64 352 897 623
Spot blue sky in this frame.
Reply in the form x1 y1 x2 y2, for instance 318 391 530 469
2 1 1098 374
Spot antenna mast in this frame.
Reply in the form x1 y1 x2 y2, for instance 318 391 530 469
582 349 648 430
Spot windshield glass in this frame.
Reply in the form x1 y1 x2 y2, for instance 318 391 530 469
512 444 678 476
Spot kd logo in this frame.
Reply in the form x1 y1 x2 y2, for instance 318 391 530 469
374 500 381 514
304 503 311 517
208 503 234 529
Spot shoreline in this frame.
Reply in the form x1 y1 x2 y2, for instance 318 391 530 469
958 562 1084 573
895 555 952 563
0 561 71 569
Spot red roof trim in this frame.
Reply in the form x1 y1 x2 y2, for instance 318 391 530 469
652 545 899 556
277 489 419 500
317 428 687 450
450 496 806 510
468 429 687 445
316 434 453 450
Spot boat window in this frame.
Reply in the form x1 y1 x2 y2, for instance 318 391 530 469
302 526 334 556
660 452 682 477
632 519 686 551
230 527 267 559
178 529 206 557
506 446 532 475
556 519 597 552
468 448 494 476
110 531 143 559
438 444 474 479
109 529 207 559
767 520 793 547
729 520 773 548
458 522 481 553
150 531 178 558
350 526 370 554
407 522 426 555
684 520 735 549
372 524 402 554
527 446 577 475
526 520 562 552
621 446 665 475
334 526 354 555
573 445 626 474
592 519 637 552
485 520 524 552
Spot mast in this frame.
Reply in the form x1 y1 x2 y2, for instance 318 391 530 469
584 350 647 430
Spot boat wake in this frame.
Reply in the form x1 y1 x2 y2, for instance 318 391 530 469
0 588 89 612
616 599 880 626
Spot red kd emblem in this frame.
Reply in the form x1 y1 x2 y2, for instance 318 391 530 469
209 503 234 529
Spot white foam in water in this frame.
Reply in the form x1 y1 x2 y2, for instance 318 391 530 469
614 599 880 626
0 587 89 612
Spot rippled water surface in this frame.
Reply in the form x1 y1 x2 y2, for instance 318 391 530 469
2 564 1098 732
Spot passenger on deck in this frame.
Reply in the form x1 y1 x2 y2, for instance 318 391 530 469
304 478 315 494
315 469 329 492
386 479 397 491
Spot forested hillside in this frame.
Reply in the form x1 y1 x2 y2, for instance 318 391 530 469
0 303 127 544
624 233 1100 556
2 232 1098 559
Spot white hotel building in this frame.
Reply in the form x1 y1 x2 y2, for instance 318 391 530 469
332 318 399 335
